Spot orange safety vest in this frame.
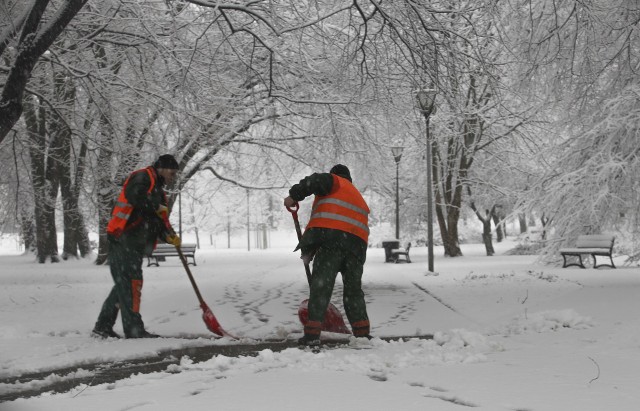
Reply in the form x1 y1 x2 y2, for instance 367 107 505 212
306 175 370 243
106 167 157 238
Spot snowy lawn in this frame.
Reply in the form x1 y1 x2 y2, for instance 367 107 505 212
1 236 639 410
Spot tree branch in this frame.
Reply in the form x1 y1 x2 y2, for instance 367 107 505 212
200 166 286 190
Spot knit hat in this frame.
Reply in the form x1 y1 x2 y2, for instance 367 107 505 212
153 154 179 170
329 164 352 182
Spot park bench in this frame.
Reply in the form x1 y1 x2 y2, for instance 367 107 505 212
559 235 615 269
147 243 197 267
391 242 412 264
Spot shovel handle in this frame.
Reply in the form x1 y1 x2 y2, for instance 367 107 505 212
286 204 303 241
175 245 205 305
286 203 312 286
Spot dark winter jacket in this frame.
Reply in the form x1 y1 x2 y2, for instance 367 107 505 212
108 167 172 256
289 172 368 263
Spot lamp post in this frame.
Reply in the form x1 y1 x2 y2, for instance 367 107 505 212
246 188 250 251
391 145 404 240
416 88 437 272
178 178 182 238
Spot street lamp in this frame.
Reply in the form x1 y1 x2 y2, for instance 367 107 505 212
391 145 404 240
416 88 437 272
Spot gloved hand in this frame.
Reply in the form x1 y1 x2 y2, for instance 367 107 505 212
283 196 297 208
156 205 169 220
166 233 181 247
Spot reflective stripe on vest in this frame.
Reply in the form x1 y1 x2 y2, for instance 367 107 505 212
106 167 156 237
306 175 370 243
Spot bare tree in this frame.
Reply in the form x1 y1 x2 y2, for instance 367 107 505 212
506 0 640 258
467 186 496 256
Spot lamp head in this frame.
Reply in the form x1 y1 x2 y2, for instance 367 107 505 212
416 88 437 116
391 145 404 163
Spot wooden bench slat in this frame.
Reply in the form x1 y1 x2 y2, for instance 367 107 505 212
559 248 611 253
575 240 613 248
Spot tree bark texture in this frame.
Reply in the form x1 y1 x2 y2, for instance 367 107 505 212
50 69 91 259
518 213 527 234
23 96 59 263
492 212 504 242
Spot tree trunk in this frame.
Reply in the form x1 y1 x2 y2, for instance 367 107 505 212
20 214 36 253
41 181 60 263
43 110 62 262
492 212 504 242
518 213 527 234
432 135 463 257
467 187 494 256
482 231 495 256
95 124 116 265
540 214 549 241
446 206 463 257
50 69 91 259
68 136 92 258
23 95 59 263
483 210 495 256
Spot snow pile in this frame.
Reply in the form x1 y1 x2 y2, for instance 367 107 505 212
165 331 501 386
497 309 593 335
0 369 94 397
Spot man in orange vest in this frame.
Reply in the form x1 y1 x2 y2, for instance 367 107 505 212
92 154 181 339
284 164 371 346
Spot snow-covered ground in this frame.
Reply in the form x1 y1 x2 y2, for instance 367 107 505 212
1 233 639 410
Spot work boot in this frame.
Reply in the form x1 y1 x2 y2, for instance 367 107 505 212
91 327 122 339
298 335 321 347
127 330 161 339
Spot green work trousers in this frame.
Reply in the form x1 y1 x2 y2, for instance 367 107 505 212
307 246 369 327
95 237 147 337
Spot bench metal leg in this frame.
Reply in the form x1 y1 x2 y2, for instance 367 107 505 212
592 254 616 269
562 253 585 268
147 254 196 266
184 255 196 266
392 253 411 264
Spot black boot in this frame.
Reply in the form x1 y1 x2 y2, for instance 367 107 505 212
127 330 160 339
298 334 321 347
92 327 122 339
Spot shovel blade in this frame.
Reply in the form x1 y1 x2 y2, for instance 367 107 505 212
298 299 351 334
201 302 234 338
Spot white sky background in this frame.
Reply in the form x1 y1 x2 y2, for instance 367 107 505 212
1 230 639 411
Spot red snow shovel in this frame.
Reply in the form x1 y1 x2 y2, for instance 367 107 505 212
287 204 351 334
175 245 235 338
